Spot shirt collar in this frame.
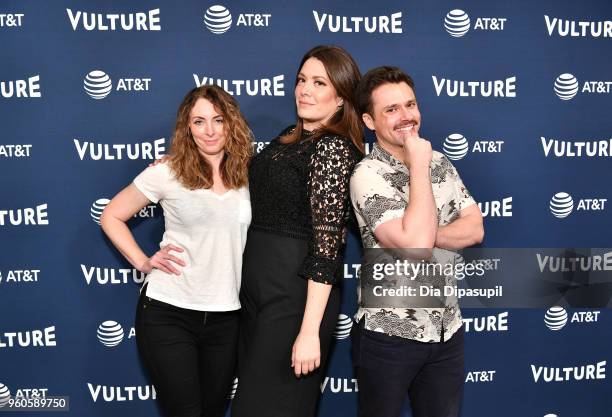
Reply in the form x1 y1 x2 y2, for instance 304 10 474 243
371 143 408 173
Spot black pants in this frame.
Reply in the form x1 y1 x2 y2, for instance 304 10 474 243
231 230 340 417
352 320 464 417
135 291 239 417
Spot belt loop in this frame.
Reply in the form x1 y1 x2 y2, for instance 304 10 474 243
203 311 208 326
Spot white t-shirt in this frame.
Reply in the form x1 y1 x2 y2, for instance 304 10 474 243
133 162 250 311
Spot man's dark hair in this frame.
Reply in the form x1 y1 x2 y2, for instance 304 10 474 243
356 66 415 116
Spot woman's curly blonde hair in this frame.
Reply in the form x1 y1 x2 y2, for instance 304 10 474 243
169 85 252 190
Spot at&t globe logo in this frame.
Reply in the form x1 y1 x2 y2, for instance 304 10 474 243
204 5 232 34
443 133 469 160
84 70 112 99
444 10 470 37
90 198 110 225
228 377 238 399
0 383 10 408
333 314 353 340
544 306 568 331
554 74 579 100
97 321 124 347
549 192 574 218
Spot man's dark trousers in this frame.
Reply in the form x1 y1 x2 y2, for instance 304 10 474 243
352 320 464 417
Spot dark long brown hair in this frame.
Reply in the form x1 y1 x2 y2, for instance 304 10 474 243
169 85 252 190
281 45 364 153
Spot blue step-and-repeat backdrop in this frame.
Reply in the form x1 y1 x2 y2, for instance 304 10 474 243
1 1 611 416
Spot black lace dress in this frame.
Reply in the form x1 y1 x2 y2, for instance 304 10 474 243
231 127 361 417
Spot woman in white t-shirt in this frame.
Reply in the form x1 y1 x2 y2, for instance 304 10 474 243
100 85 252 417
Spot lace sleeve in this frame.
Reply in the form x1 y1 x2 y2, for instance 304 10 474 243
298 135 359 285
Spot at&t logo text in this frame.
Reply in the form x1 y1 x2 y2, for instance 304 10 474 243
554 73 612 100
462 312 509 332
549 192 607 218
193 74 284 96
545 15 612 38
543 306 600 331
0 326 57 348
477 197 513 218
67 8 161 31
432 76 516 98
466 258 501 272
12 388 49 398
84 70 151 100
0 204 49 226
0 144 32 158
204 5 270 34
0 14 24 27
465 370 495 383
82 265 145 285
313 10 402 33
444 10 507 37
0 384 50 404
0 269 40 285
74 137 166 161
1 76 41 98
442 133 503 161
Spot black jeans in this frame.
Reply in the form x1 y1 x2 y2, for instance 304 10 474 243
135 290 239 417
352 320 464 417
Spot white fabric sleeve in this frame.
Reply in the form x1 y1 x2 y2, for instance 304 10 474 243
132 163 169 204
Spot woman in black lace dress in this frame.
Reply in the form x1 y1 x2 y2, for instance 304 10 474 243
231 45 364 417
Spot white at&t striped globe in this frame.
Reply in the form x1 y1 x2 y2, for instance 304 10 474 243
90 198 110 225
84 70 112 99
544 306 568 331
554 73 579 100
97 320 125 347
549 192 574 218
228 377 238 399
443 133 469 160
204 5 232 34
333 314 353 340
444 10 470 37
0 384 11 408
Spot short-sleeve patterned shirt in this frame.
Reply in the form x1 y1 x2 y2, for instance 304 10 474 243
349 143 476 343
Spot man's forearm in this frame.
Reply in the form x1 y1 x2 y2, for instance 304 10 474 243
435 214 484 250
401 167 438 248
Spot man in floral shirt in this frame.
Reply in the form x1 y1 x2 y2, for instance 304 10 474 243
350 66 484 417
